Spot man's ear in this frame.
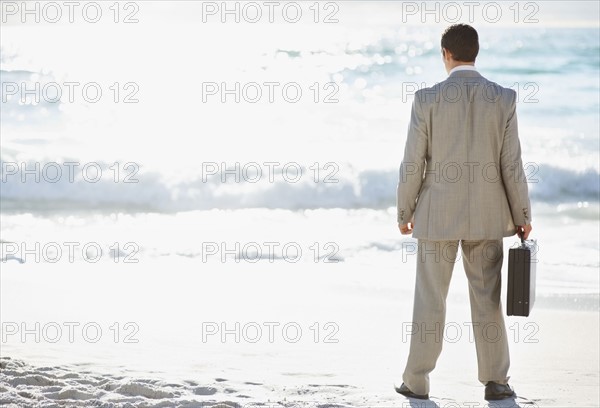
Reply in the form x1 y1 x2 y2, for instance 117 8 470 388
442 48 453 61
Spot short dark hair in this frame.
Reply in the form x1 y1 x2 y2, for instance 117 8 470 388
441 24 479 62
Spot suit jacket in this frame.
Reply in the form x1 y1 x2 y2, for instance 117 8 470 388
397 70 532 240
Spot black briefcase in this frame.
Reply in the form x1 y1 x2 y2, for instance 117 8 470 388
507 236 537 317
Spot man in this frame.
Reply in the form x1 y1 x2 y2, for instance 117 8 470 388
395 24 532 401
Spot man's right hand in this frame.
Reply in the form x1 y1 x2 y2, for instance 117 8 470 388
517 224 533 240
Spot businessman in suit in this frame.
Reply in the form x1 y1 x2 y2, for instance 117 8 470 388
395 24 532 401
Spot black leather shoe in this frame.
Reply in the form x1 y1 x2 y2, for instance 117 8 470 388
485 381 516 400
394 383 429 400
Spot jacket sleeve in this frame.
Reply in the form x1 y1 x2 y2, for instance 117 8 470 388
500 90 532 226
397 93 428 224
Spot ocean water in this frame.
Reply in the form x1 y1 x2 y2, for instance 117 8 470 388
1 10 599 212
1 2 599 406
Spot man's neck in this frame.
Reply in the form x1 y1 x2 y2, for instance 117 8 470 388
449 61 474 69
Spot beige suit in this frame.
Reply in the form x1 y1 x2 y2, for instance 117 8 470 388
397 70 531 240
397 69 532 395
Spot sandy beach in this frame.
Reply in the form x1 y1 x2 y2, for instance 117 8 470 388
1 242 598 407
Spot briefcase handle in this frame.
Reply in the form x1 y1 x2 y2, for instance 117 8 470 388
517 227 525 244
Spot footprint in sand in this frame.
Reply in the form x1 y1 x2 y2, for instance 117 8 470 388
193 386 217 395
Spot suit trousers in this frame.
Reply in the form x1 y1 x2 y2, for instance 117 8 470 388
402 239 510 395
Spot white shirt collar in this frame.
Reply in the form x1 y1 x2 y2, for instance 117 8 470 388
448 65 478 76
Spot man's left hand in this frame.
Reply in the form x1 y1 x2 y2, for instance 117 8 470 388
398 222 414 235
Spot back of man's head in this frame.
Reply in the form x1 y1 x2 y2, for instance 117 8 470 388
441 24 479 62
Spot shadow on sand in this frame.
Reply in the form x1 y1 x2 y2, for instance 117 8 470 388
403 396 524 408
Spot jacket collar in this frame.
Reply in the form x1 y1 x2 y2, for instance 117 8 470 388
448 70 483 79
449 65 477 74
